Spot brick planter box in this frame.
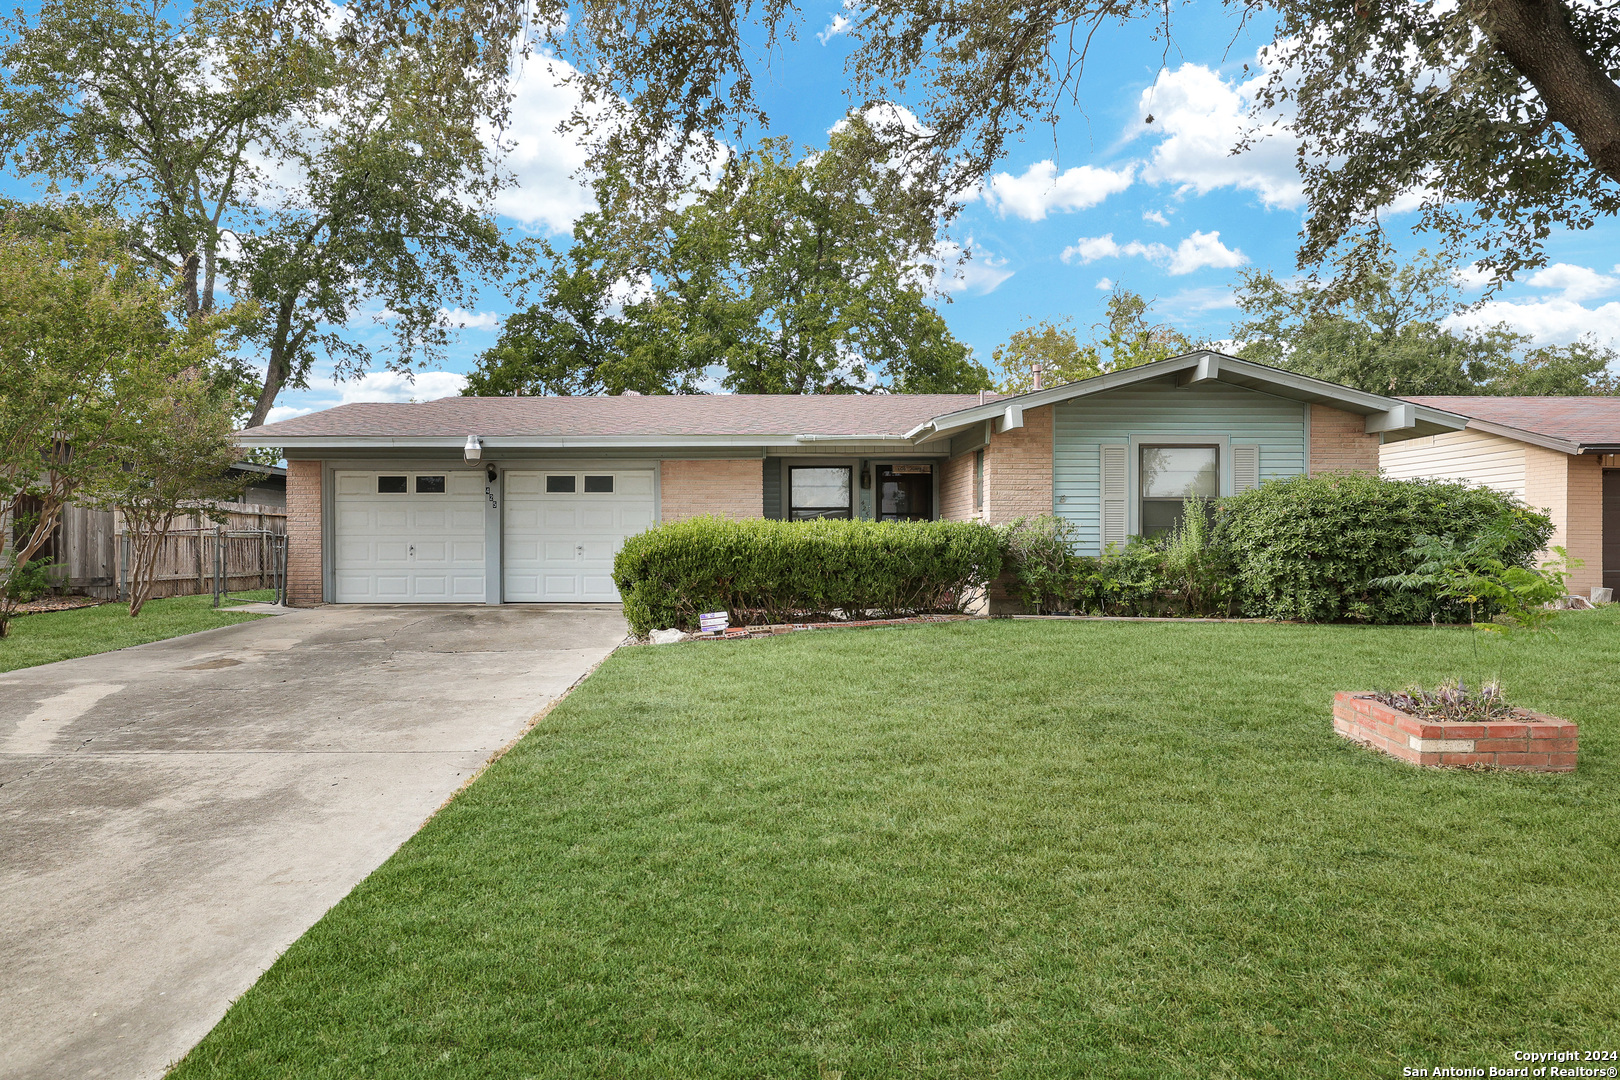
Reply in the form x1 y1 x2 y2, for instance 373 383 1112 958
1332 692 1578 772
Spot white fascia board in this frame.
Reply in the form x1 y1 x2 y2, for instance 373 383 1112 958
236 432 921 451
1457 418 1581 455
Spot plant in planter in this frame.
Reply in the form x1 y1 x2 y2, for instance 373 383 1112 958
1332 683 1578 772
1339 514 1581 771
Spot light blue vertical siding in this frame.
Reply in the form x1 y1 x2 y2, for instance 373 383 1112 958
1054 379 1308 552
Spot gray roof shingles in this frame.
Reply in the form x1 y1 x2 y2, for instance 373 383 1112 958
1404 396 1620 446
247 394 1002 440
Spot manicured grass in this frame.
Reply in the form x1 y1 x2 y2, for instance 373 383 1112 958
172 611 1620 1078
0 591 272 672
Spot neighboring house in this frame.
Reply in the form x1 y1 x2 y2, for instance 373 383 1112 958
1383 397 1620 596
237 351 1467 607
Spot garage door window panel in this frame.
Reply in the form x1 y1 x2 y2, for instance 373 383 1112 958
584 475 614 493
377 475 407 493
546 475 577 493
415 475 447 494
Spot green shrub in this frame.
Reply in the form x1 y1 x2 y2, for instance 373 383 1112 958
3 557 54 603
613 516 1003 636
999 513 1234 618
996 515 1078 613
1215 474 1552 623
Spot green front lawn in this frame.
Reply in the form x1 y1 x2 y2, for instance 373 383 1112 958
173 612 1620 1078
0 591 272 672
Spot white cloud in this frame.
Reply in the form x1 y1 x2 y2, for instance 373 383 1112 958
1134 62 1304 210
334 370 470 405
932 238 1014 295
1163 286 1240 313
264 404 314 425
488 55 598 232
1453 264 1499 292
1142 209 1170 226
1062 234 1164 264
818 14 851 43
437 307 502 331
1061 230 1245 275
1166 230 1248 274
1446 298 1620 347
1524 262 1620 302
1095 277 1114 291
981 160 1135 221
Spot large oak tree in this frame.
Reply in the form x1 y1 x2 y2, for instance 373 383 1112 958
467 117 992 396
0 0 514 426
480 0 1620 283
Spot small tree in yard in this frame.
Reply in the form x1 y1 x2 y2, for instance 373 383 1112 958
85 379 243 618
0 211 219 636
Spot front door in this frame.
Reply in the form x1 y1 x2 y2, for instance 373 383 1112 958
877 464 934 522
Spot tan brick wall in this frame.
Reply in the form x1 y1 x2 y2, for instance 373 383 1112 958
1309 404 1381 474
939 451 978 521
660 459 765 522
286 459 323 607
985 405 1053 524
1526 446 1603 596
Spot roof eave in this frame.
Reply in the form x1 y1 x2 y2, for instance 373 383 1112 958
235 432 937 451
918 352 1471 439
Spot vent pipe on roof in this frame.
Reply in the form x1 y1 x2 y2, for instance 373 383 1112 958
1032 363 1043 391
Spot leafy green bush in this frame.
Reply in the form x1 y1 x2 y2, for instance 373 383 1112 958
3 557 54 603
1216 474 1552 623
997 514 1232 617
613 516 1003 636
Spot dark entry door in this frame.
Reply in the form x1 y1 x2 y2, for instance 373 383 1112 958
1605 469 1620 594
878 465 934 521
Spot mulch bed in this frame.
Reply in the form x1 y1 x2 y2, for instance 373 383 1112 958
9 596 107 616
674 613 977 642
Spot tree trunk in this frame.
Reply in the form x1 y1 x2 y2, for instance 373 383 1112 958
1471 0 1620 184
245 297 300 428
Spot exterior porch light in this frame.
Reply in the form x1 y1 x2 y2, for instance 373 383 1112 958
463 435 483 462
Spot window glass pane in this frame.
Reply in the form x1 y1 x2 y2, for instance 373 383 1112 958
583 475 614 493
377 475 407 494
415 475 446 494
545 475 577 493
790 467 851 510
1141 500 1186 535
1140 446 1218 498
791 507 852 520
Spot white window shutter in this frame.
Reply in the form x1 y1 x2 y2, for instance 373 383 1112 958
1232 445 1260 494
1100 444 1128 548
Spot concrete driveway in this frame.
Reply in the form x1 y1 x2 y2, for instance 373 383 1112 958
0 604 627 1080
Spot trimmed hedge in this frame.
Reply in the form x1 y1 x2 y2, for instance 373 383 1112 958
1214 473 1553 623
613 516 1002 636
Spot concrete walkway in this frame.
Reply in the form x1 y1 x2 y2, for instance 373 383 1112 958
0 605 627 1079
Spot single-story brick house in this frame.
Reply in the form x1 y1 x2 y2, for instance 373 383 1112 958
1381 396 1620 597
238 351 1468 607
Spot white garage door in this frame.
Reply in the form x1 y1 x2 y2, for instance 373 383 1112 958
503 469 655 602
333 470 486 603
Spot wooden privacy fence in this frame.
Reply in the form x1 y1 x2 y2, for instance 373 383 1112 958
115 505 288 602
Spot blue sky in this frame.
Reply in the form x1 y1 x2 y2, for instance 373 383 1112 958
7 2 1619 421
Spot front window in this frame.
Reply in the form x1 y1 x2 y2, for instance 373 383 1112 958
1140 445 1217 536
789 466 852 520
